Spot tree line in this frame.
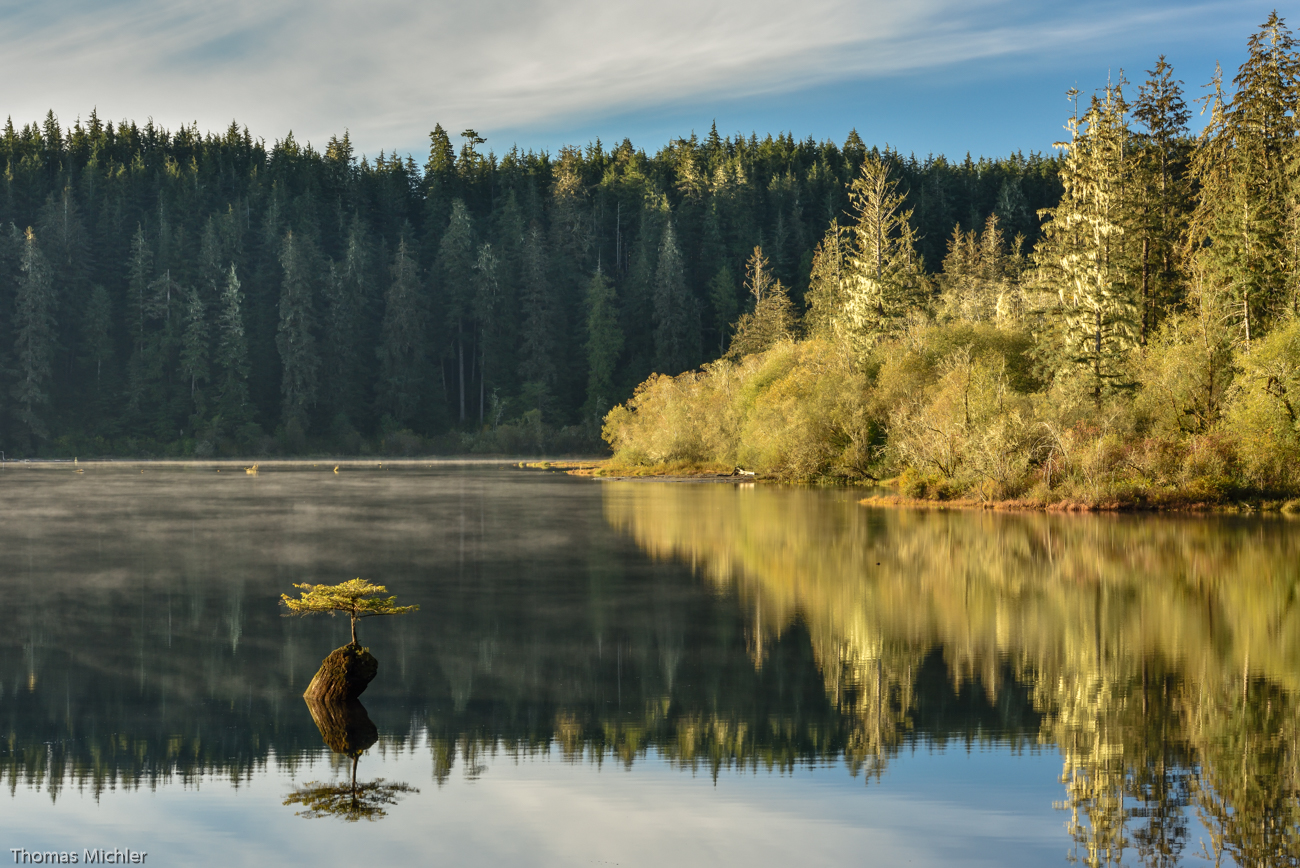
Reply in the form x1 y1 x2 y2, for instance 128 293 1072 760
606 14 1300 505
0 106 1059 457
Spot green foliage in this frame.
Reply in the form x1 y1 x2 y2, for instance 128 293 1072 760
0 109 1059 456
280 578 419 646
726 246 797 359
837 155 927 352
602 11 1300 507
583 267 623 423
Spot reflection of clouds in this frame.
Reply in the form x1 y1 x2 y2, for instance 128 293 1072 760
0 0 1243 154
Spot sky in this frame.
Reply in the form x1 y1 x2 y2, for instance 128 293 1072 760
0 0 1287 162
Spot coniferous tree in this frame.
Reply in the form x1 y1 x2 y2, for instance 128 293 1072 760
1036 85 1140 403
707 265 739 354
81 285 113 391
472 242 502 426
838 155 926 352
276 230 320 436
518 222 557 417
11 228 56 448
727 246 796 358
322 217 374 431
937 215 1025 325
178 280 209 418
437 200 476 423
804 222 849 338
214 265 252 428
1132 57 1192 342
583 266 623 422
652 218 699 374
1186 15 1300 346
377 235 427 428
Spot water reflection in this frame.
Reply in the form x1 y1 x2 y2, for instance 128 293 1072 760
1 467 1297 865
286 698 416 822
603 482 1300 867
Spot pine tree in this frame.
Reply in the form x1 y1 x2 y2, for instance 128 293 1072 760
81 285 113 392
1186 14 1300 345
276 230 320 435
838 155 926 352
937 215 1025 325
652 218 699 374
804 222 849 338
1035 85 1140 403
472 242 502 425
706 265 739 354
437 200 476 423
214 265 252 426
322 217 374 428
517 222 557 416
377 235 427 427
1132 57 1192 341
178 280 209 418
583 266 623 422
11 228 55 447
727 246 796 358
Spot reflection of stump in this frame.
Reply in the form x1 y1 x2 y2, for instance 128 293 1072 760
305 697 379 756
304 644 378 701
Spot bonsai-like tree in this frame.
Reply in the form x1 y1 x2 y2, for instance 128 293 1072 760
281 579 418 646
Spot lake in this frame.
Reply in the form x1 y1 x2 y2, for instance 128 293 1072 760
1 464 1297 867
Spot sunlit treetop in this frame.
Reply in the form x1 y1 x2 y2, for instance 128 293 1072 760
280 579 418 646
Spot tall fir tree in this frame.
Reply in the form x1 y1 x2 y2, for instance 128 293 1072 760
437 200 476 423
518 222 557 417
178 280 209 419
1132 57 1193 342
11 227 56 448
837 155 926 352
377 235 427 427
214 265 252 428
276 230 320 435
652 217 699 374
583 265 623 423
1186 14 1300 346
1035 84 1141 403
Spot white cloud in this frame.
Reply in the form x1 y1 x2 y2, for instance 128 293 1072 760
0 0 1258 155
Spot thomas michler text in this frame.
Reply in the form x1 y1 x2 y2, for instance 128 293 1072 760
10 850 147 864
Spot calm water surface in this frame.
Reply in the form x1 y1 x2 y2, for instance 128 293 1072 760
1 465 1297 867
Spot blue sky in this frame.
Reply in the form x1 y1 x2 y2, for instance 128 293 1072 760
1 0 1285 161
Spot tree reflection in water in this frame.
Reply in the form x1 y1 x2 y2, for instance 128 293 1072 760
603 482 1300 867
285 698 417 822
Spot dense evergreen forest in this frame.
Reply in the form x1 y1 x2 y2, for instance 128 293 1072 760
607 15 1300 506
0 99 1059 457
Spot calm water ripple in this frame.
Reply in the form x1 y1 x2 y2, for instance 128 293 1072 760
1 465 1296 866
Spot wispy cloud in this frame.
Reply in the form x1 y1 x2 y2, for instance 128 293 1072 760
0 0 1268 155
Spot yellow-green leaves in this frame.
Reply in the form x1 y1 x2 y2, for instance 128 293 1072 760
281 579 418 645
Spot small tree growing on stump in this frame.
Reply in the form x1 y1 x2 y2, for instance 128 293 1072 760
281 579 418 646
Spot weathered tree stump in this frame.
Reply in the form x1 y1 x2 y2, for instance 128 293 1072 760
305 697 379 756
304 644 378 702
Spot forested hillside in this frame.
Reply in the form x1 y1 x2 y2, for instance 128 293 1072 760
605 15 1300 506
0 107 1059 457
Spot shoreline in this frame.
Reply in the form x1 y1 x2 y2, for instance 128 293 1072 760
553 460 1300 514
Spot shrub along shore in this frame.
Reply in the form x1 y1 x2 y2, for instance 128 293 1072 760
599 17 1300 510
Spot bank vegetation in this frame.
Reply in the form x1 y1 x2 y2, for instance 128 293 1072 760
602 16 1300 508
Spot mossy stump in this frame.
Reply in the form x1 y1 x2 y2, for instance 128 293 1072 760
304 644 378 702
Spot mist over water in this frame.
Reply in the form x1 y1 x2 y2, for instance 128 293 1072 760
1 466 1295 866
